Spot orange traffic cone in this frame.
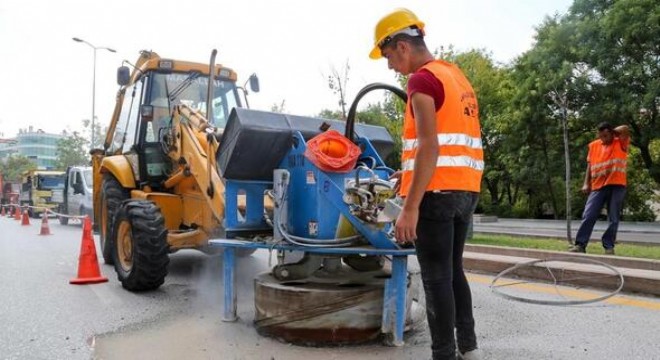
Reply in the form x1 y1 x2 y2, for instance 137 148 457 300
39 212 51 236
21 210 30 225
70 216 108 285
14 206 21 220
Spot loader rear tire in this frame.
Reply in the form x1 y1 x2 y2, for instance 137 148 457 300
100 175 129 265
112 200 170 291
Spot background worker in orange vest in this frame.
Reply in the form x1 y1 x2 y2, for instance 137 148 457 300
370 9 484 360
570 122 630 255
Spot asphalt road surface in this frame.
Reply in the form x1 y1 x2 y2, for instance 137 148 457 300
1 215 659 360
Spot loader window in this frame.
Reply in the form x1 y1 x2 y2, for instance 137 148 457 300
145 96 171 143
108 79 145 154
149 72 241 130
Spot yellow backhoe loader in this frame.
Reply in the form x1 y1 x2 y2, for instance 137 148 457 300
92 50 259 291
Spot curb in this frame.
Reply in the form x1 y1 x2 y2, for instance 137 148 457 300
463 244 660 297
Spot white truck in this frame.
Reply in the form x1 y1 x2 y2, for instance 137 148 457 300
53 166 94 225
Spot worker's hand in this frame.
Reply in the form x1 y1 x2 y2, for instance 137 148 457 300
389 171 402 193
581 183 591 195
394 208 418 244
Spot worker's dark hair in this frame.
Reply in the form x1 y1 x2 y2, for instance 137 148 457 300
597 122 614 132
383 27 427 52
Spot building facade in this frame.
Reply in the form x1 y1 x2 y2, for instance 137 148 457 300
0 127 64 169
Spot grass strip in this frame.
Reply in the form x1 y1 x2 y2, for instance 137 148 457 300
469 235 660 260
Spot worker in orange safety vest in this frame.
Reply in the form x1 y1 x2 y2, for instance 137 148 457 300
569 122 630 255
370 8 483 360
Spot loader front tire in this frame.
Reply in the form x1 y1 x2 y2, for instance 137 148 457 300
100 175 128 265
113 200 170 291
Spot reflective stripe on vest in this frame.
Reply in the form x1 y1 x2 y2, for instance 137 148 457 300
399 60 483 196
402 133 483 152
402 155 485 172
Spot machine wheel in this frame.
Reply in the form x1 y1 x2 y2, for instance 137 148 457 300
112 200 170 291
58 207 69 225
100 175 129 265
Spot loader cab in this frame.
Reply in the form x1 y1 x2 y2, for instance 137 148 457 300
107 66 244 190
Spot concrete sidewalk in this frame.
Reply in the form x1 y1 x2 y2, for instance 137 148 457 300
463 244 660 297
473 217 660 245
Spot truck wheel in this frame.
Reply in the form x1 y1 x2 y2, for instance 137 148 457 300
112 200 170 291
100 175 129 265
57 206 69 225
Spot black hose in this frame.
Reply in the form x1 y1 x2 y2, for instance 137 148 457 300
344 83 407 142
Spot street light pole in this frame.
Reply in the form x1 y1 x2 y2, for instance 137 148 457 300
72 37 116 148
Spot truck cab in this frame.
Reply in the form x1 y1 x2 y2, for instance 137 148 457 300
19 170 65 218
55 166 93 225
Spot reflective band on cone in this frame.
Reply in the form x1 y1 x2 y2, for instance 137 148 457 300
39 212 51 236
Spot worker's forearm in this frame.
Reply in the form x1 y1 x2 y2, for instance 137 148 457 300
584 164 591 186
614 125 629 136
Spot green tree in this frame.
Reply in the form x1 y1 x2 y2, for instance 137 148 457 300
494 3 658 221
270 100 287 113
0 155 37 181
55 131 89 170
439 49 518 214
317 109 343 120
325 60 351 120
568 0 660 185
82 118 104 150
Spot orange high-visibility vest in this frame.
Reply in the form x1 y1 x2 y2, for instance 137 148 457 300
588 138 628 191
400 60 483 197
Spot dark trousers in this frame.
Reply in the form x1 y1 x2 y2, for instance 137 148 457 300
415 191 479 360
575 185 626 249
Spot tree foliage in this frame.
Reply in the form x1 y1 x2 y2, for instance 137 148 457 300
82 118 104 150
0 155 37 181
316 1 658 220
55 130 89 170
325 60 351 120
455 0 658 220
270 100 287 113
568 0 660 185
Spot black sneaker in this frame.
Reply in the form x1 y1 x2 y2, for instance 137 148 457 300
568 244 586 253
457 349 483 360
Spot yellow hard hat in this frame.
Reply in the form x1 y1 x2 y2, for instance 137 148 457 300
370 8 425 59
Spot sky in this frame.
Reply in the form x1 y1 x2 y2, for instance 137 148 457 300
0 0 573 139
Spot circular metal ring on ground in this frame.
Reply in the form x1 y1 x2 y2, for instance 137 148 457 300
490 256 624 306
